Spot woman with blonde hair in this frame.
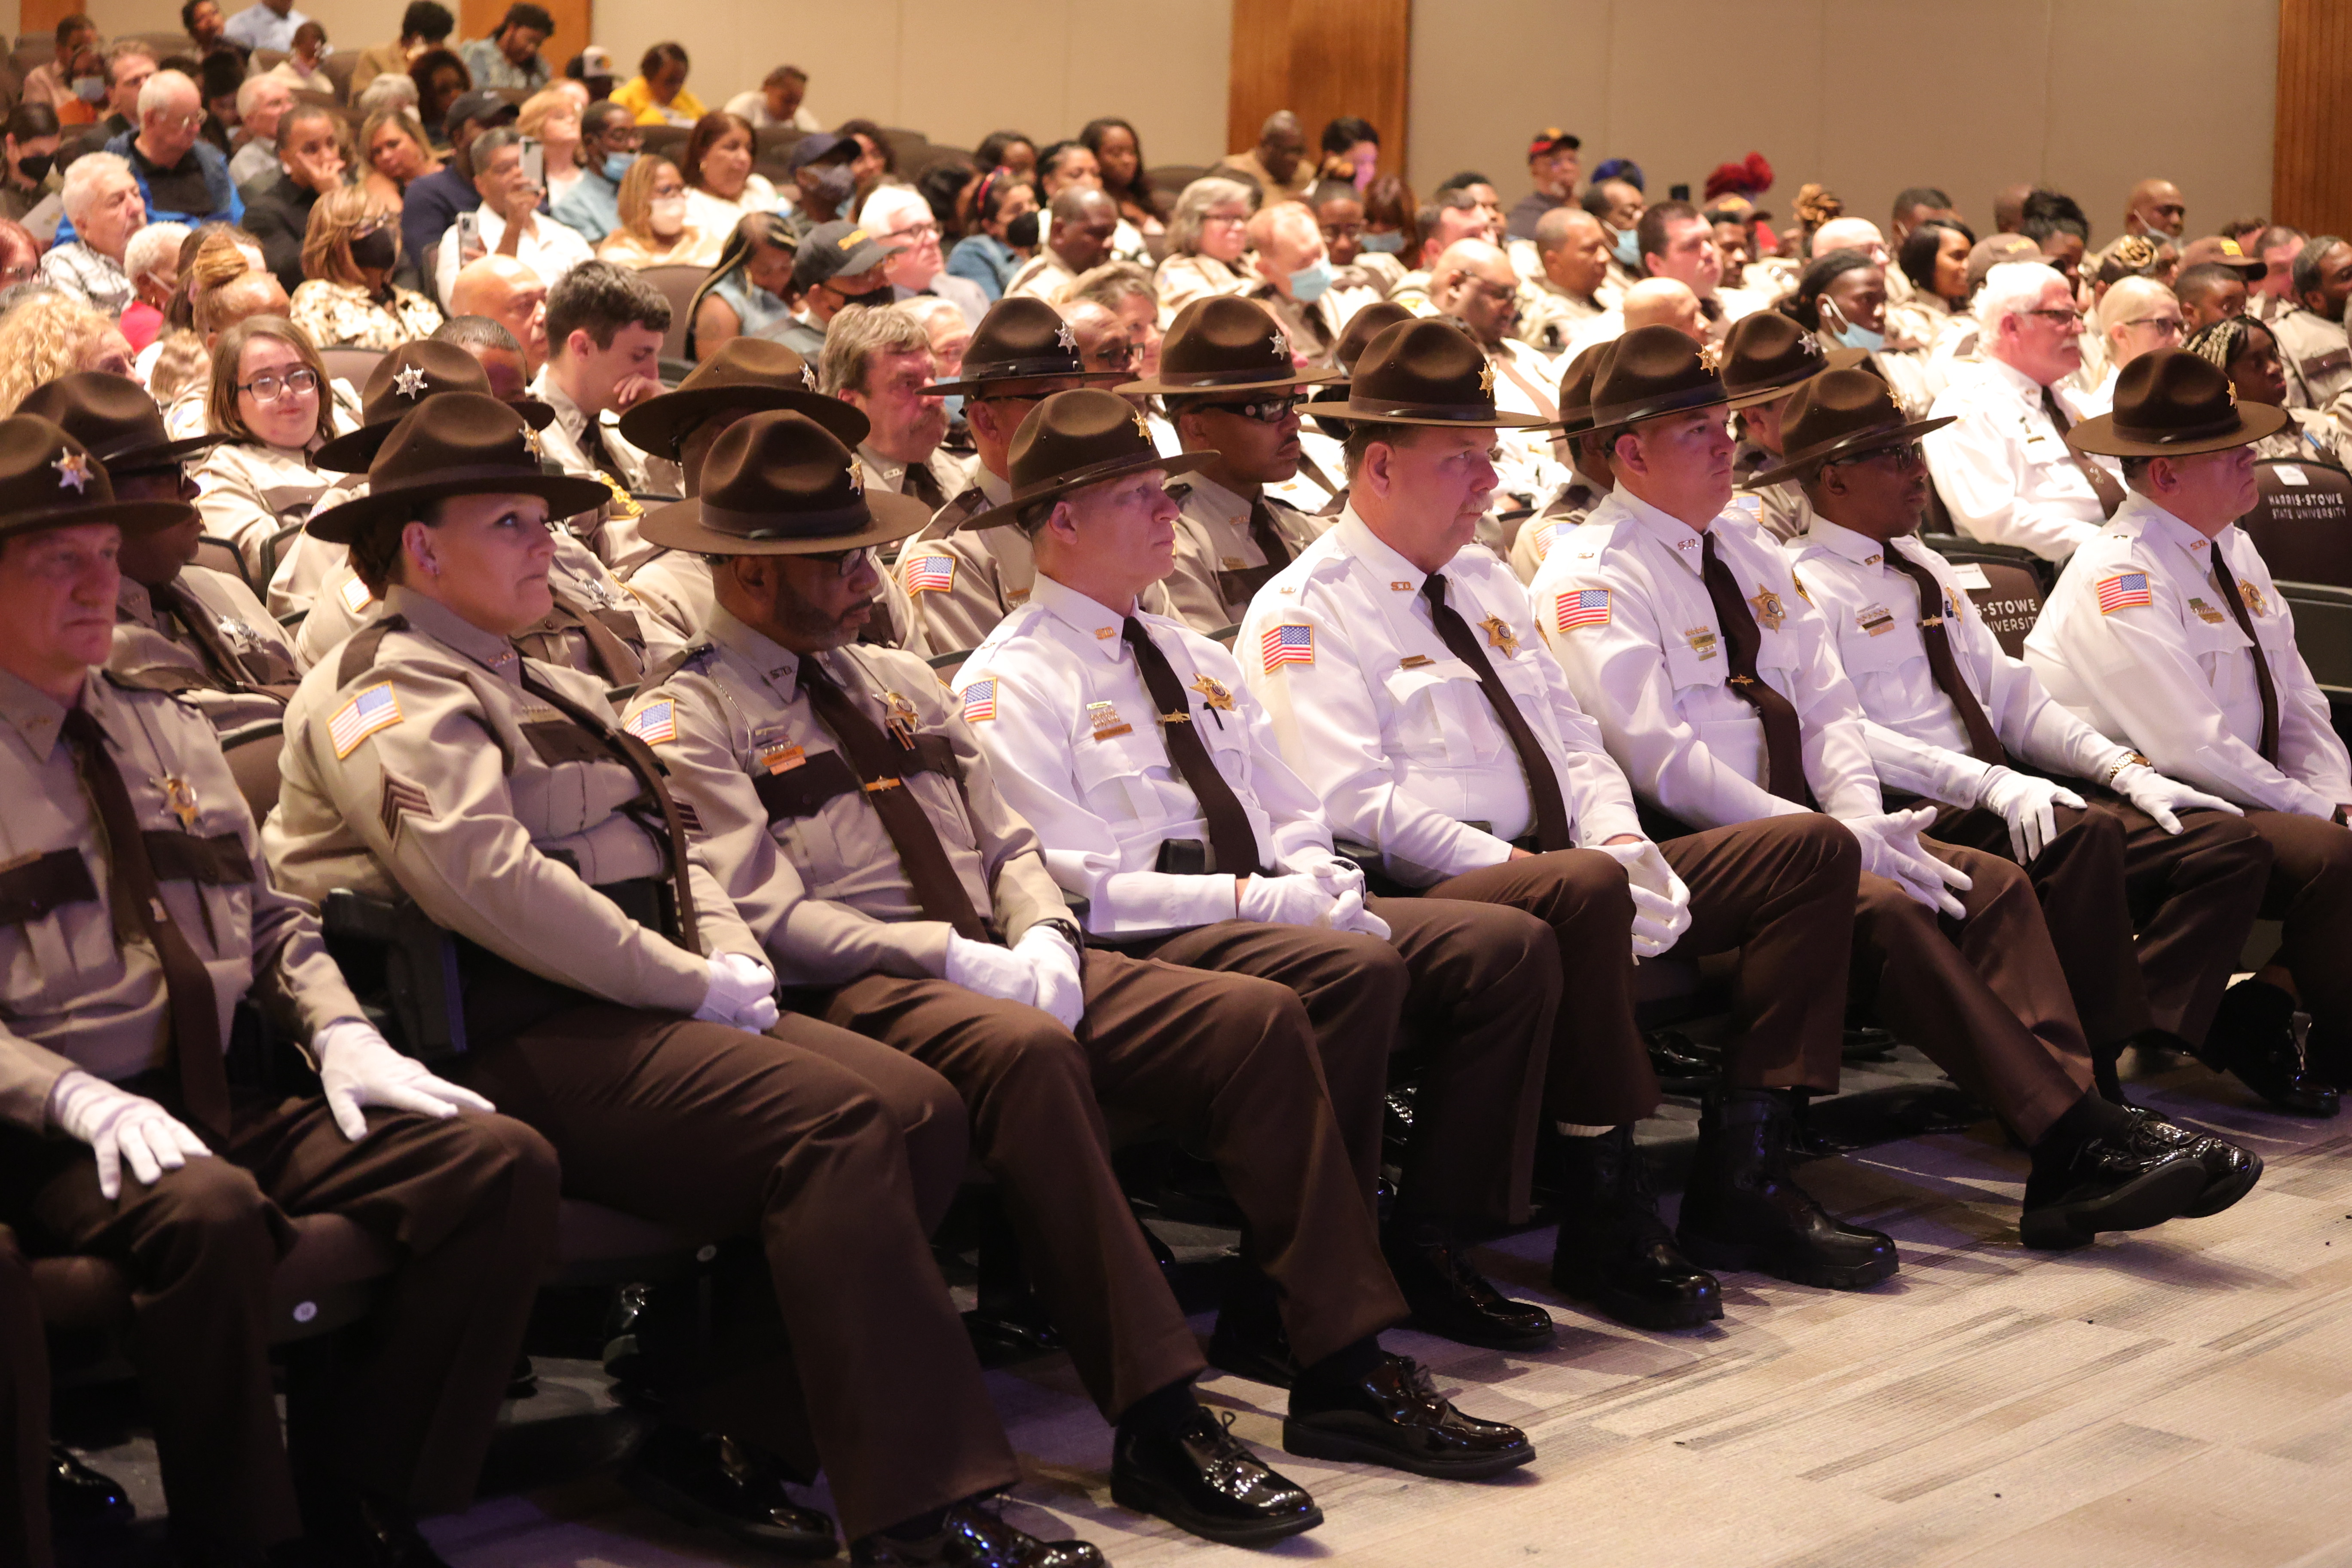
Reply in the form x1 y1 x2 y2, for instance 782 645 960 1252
1153 175 1258 324
360 107 443 210
191 315 346 576
597 154 720 269
516 87 584 207
291 186 443 349
0 291 133 411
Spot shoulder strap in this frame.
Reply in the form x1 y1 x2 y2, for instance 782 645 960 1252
336 613 410 689
640 637 718 691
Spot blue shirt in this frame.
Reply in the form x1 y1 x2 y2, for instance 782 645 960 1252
399 164 479 304
550 166 622 245
52 133 241 248
946 233 1019 302
222 1 306 52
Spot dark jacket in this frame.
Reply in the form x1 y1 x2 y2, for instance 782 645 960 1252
240 172 322 294
399 164 480 306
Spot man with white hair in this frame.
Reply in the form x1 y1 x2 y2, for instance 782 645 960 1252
40 153 144 314
122 219 188 364
2079 276 2184 414
119 70 239 227
1240 199 1360 369
227 73 292 189
1924 260 2123 561
863 184 988 326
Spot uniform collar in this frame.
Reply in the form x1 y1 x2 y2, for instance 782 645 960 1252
116 576 156 625
0 664 88 763
2115 490 2222 554
858 444 911 489
1985 355 2049 403
530 368 594 440
707 603 804 698
1806 517 1896 568
970 464 1012 505
1330 506 1435 594
1030 571 1136 660
1612 484 1712 576
1178 469 1249 522
385 585 524 682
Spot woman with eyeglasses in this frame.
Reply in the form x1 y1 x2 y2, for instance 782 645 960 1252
1155 176 1258 328
191 315 348 577
2078 276 2185 416
291 186 444 350
597 153 720 270
679 110 778 237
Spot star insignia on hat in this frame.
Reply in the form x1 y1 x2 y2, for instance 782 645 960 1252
800 364 817 390
1478 360 1496 396
1055 320 1078 351
1749 585 1786 633
846 456 865 493
522 425 544 460
51 450 90 493
1478 613 1519 657
1699 342 1726 375
1268 330 1286 360
2225 380 2239 406
1132 409 1151 443
392 364 429 398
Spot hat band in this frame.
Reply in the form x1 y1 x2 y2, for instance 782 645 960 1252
695 497 875 539
1010 446 1166 498
1156 364 1307 389
369 458 553 494
1782 416 1914 468
1348 400 1509 422
960 353 1091 383
1722 359 1819 398
1590 379 1730 428
2110 408 2251 445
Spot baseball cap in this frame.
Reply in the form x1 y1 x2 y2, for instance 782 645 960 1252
443 89 518 140
1527 127 1581 160
788 132 858 172
791 220 890 293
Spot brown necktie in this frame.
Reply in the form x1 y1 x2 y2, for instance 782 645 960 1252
900 458 948 513
1246 497 1294 570
1698 533 1809 805
2208 543 2281 763
2039 384 2126 519
59 705 231 1141
155 579 294 696
580 417 628 486
548 586 643 686
1420 574 1572 851
1490 351 1561 423
1885 548 2006 766
517 669 700 952
797 656 989 941
1120 616 1263 876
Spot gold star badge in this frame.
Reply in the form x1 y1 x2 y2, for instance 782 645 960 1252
154 774 199 830
846 456 865 493
1699 342 1725 375
800 363 817 390
1749 584 1786 633
1478 613 1519 656
1190 674 1236 710
1478 360 1496 396
1133 409 1151 443
51 451 90 493
522 425 544 461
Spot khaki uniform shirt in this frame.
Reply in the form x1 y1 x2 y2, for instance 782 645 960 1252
1211 150 1314 203
1732 438 1812 544
1507 475 1609 583
1003 251 1078 305
1163 474 1327 632
528 369 682 575
622 547 931 658
897 472 1172 655
193 439 337 582
1518 279 1604 356
624 611 1064 984
1153 252 1253 326
265 587 760 1015
855 443 971 510
0 667 361 1127
2270 308 2352 413
111 566 306 732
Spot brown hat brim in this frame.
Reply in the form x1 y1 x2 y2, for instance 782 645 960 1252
959 449 1217 531
1299 397 1555 430
616 386 868 459
315 400 557 474
95 431 228 475
2063 401 2291 459
1722 346 1869 413
1746 412 1959 487
1117 366 1344 398
305 467 613 545
0 498 198 538
637 485 932 556
920 367 1133 398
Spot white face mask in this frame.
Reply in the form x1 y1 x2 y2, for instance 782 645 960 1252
649 194 686 237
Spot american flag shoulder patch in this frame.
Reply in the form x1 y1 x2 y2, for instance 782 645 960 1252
903 553 956 594
1555 587 1612 630
329 683 402 758
340 575 374 614
1260 622 1314 669
2096 571 2153 615
625 700 678 744
960 677 997 722
378 771 432 839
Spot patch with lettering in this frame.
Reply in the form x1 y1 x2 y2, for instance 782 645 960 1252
329 683 402 757
756 738 807 772
1087 700 1132 741
624 700 677 745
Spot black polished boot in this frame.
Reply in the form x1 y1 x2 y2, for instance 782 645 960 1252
622 1425 839 1556
850 1504 1102 1567
2199 980 2339 1117
1552 1125 1721 1328
1283 1351 1533 1479
1676 1088 1898 1289
1111 1405 1322 1545
2021 1094 2212 1249
47 1441 132 1525
2124 1107 2263 1219
1382 1221 1555 1351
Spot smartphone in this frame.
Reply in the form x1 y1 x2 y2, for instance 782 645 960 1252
454 209 481 254
519 136 545 193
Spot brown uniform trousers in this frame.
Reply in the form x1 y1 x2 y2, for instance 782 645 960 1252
797 949 1409 1424
0 1088 560 1550
0 1232 45 1568
2242 812 2352 1061
1919 796 2271 1048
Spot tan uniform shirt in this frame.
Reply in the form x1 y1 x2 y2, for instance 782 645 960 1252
529 369 683 575
625 611 1065 985
1506 475 1608 582
111 566 306 732
265 587 760 1015
1518 278 1604 356
898 474 1173 655
0 666 361 1127
2271 308 2352 412
193 439 337 582
1003 251 1078 304
1163 474 1326 632
622 547 932 658
1212 150 1314 203
1243 281 1364 372
855 444 972 510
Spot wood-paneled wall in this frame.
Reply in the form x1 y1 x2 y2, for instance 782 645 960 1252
2275 0 2352 241
1228 0 1409 181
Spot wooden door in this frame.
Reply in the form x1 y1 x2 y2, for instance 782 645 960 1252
460 0 590 88
1227 0 1410 184
2275 0 2352 241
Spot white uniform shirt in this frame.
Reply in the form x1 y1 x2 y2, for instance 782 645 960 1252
2023 492 2352 819
1924 356 2119 562
956 573 1342 935
1786 518 2131 804
1530 487 1882 829
1234 509 1644 886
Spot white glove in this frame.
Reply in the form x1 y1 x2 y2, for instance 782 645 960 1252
1301 858 1392 938
1844 805 1972 919
315 1019 494 1142
695 952 780 1031
1014 926 1085 1031
2110 762 2243 835
49 1070 211 1201
1975 766 2087 862
1237 872 1341 926
1594 838 1693 959
945 933 1038 1008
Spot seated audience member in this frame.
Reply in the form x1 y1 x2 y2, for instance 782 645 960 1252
1215 109 1314 202
1506 126 1580 241
1082 115 1167 239
2081 276 2185 412
1240 199 1359 369
516 86 585 208
433 126 595 301
19 15 98 117
1779 248 1939 416
1311 178 1368 277
1578 175 1647 302
46 36 106 132
42 153 147 315
1319 113 1379 188
529 261 680 567
946 167 1037 303
725 63 820 131
781 132 862 235
598 155 720 269
160 265 294 435
97 43 159 143
459 1 553 92
680 110 777 236
97 70 242 233
866 184 986 325
399 90 513 291
818 302 964 508
900 293 970 387
1008 187 1118 303
448 251 550 371
1892 216 1975 344
407 49 472 149
1925 260 2121 562
241 104 346 294
685 212 797 360
1518 204 1609 353
974 129 1038 186
360 106 442 209
1386 188 1489 314
2269 235 2352 410
291 186 444 349
836 118 895 207
2185 313 2352 467
228 74 293 189
2019 189 2091 293
191 314 344 574
351 0 453 93
122 220 191 351
613 41 703 128
548 100 642 245
564 43 619 101
1064 261 1161 379
2174 258 2256 335
0 294 135 411
225 0 311 54
772 219 890 357
0 103 63 238
1155 177 1257 323
184 0 243 60
0 220 36 293
262 21 334 96
199 51 247 152
1351 172 1416 292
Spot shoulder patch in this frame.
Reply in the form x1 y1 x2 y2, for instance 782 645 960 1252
903 552 957 594
625 700 677 745
1260 622 1315 669
2096 572 2153 615
330 683 403 758
642 639 717 690
959 677 997 722
340 575 374 615
1555 587 1612 630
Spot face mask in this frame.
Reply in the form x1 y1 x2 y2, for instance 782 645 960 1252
1359 229 1403 254
72 76 106 104
1288 257 1335 305
348 225 397 269
649 194 686 236
1609 225 1639 266
808 162 856 206
1003 210 1040 248
14 153 51 185
601 150 636 183
1821 300 1885 353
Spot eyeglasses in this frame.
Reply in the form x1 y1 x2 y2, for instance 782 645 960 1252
802 545 873 579
1826 440 1926 468
1458 277 1518 305
1192 395 1302 424
1086 343 1139 368
1202 212 1248 228
2024 307 2085 329
157 112 204 132
884 221 941 245
237 366 319 402
2122 316 2185 337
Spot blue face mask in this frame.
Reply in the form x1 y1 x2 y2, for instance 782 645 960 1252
1288 257 1335 305
602 150 636 183
1358 230 1404 254
1609 225 1639 266
1830 321 1886 353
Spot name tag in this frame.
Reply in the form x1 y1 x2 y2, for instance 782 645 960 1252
2274 464 2309 487
757 741 806 774
1087 701 1132 741
1400 654 1433 669
1950 562 1992 589
2024 433 2064 460
1684 627 1719 660
1858 605 1896 637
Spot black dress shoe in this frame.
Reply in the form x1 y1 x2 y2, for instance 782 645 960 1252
1551 1126 1721 1329
1111 1408 1322 1545
1647 1029 1718 1092
1207 1285 1302 1389
1676 1089 1899 1290
1283 1354 1533 1479
2021 1118 2213 1249
622 1426 839 1556
297 1484 452 1568
48 1441 132 1525
1382 1227 1556 1351
2124 1108 2263 1219
849 1504 1102 1567
2199 980 2340 1117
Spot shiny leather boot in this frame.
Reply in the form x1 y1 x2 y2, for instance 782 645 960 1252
2199 980 2339 1117
2125 1107 2262 1219
1382 1224 1555 1350
850 1504 1102 1567
622 1426 840 1556
1675 1088 1899 1289
1551 1125 1721 1328
1111 1406 1322 1545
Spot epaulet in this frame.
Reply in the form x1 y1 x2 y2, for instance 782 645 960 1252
335 614 410 689
640 638 718 690
937 487 984 524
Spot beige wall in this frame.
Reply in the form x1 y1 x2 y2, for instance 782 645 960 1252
1409 0 2278 243
72 0 416 61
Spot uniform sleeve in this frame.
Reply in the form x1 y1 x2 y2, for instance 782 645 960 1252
1782 589 1890 818
938 695 1070 947
193 456 283 580
903 539 1008 657
1923 398 2102 562
1161 517 1236 633
1516 606 1647 845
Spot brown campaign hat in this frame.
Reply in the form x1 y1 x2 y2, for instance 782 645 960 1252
923 297 1130 397
638 410 932 556
959 388 1215 531
1718 311 1865 411
2178 235 2266 280
1305 300 1415 433
1554 340 1618 434
1747 368 1958 486
1587 324 1732 432
616 337 868 458
1120 295 1340 397
2064 346 2289 459
306 393 613 545
1313 318 1555 428
314 342 554 473
0 415 196 538
16 371 222 479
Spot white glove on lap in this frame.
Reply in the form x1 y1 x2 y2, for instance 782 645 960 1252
1237 873 1340 926
1844 806 1972 918
695 952 780 1031
315 1019 494 1142
1594 838 1693 959
946 933 1038 1008
1975 766 2087 862
2110 762 2243 834
1014 926 1085 1030
49 1070 210 1200
1299 858 1390 938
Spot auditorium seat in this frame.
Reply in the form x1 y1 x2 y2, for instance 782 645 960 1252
637 264 704 364
2240 457 2352 588
218 717 285 820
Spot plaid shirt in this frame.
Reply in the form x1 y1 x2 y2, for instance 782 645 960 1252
38 243 133 316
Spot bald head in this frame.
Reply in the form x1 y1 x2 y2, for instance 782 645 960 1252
1810 217 1886 266
1047 186 1120 273
2125 178 2185 240
1622 278 1702 341
1994 182 2034 234
1536 205 1608 298
1248 200 1325 293
1430 238 1517 347
1256 110 1306 185
198 271 289 340
448 254 550 371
